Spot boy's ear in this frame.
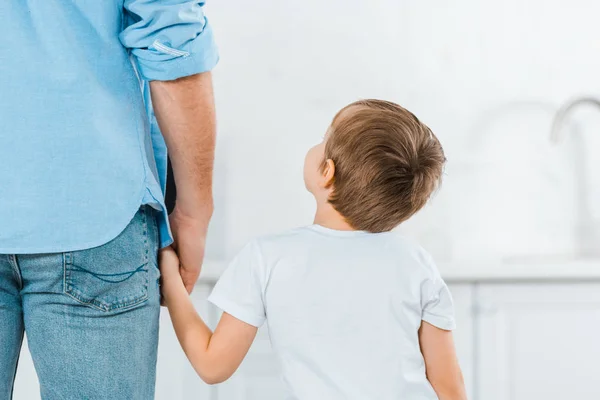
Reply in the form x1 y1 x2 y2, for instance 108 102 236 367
320 159 335 188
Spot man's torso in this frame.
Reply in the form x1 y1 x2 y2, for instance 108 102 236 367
0 1 163 253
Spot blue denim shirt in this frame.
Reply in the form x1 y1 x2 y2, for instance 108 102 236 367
0 1 218 253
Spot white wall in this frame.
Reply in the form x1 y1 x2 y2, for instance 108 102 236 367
12 3 600 399
204 0 600 264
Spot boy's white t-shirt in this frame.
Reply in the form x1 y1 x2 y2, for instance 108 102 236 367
208 225 455 400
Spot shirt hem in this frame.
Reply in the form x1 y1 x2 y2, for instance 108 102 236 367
422 314 456 331
0 186 148 254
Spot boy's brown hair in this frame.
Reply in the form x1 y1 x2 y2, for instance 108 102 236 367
323 99 446 232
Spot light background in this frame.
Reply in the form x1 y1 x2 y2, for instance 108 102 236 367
12 1 600 399
204 0 600 264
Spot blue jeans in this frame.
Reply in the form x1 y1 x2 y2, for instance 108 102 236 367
0 207 161 399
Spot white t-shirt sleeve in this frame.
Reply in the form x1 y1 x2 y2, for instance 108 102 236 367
207 241 267 328
420 257 456 331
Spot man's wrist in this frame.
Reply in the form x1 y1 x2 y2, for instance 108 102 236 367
173 198 214 224
174 179 213 205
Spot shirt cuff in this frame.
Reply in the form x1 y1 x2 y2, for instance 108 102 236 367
133 20 219 82
208 292 266 328
422 312 456 331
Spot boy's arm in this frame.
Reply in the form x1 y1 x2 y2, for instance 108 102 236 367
419 321 468 400
161 248 258 384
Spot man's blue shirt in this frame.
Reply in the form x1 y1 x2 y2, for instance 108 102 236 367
0 0 218 253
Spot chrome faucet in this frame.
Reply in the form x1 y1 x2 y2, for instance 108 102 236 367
550 96 600 258
550 96 600 143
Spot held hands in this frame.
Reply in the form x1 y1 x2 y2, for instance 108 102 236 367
168 205 212 294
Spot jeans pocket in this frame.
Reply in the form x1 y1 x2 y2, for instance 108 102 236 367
63 206 158 312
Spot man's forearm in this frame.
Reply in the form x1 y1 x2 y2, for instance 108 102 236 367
150 72 216 218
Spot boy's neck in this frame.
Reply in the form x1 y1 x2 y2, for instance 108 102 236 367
313 201 356 231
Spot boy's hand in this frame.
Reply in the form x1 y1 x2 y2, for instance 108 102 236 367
159 246 187 305
159 248 259 385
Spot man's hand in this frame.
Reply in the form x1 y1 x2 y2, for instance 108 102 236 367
169 206 212 293
150 71 216 293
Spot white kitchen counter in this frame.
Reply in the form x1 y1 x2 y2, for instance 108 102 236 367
438 258 600 282
198 258 600 284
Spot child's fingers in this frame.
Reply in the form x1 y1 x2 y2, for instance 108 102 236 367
159 246 184 306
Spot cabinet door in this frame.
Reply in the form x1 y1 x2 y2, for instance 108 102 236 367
13 283 474 400
476 283 600 400
448 283 475 400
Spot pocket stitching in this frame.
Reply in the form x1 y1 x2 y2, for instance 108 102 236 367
64 286 149 312
61 207 155 312
64 251 150 312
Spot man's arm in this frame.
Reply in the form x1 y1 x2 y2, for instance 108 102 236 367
150 72 216 293
120 0 219 292
161 248 258 384
419 322 468 400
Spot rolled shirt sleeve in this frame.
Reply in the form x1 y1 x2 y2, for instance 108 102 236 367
120 0 219 81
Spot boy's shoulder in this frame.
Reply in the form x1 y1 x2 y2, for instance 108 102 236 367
248 226 314 251
380 231 440 275
250 227 436 269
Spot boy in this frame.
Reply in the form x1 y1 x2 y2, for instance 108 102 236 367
161 99 467 399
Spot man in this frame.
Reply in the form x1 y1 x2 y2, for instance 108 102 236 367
0 1 218 399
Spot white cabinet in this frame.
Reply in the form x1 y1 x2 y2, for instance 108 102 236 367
156 283 476 400
169 283 476 400
13 281 600 400
475 283 600 400
160 284 475 400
